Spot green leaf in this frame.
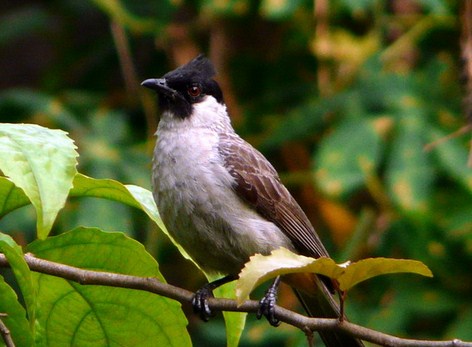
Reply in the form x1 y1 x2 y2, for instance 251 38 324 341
416 0 450 15
70 174 194 263
260 0 303 19
261 93 351 151
71 174 158 225
386 113 434 213
208 275 247 347
0 123 78 238
314 118 383 198
221 307 246 347
0 172 196 266
0 173 164 231
429 127 472 194
27 227 191 347
0 232 36 331
0 176 30 218
236 248 433 303
339 0 379 14
0 275 34 346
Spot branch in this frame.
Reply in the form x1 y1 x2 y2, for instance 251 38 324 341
0 314 14 347
0 254 470 347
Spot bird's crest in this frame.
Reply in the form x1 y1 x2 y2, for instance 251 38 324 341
164 54 216 82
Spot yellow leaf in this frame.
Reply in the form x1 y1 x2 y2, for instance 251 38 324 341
337 257 433 291
236 248 343 305
236 248 433 304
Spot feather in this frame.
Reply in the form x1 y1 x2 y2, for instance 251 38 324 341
164 54 216 82
217 132 330 259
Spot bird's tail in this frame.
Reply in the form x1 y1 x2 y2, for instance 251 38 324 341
284 273 364 347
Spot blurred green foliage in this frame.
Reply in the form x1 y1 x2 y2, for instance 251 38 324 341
0 0 471 346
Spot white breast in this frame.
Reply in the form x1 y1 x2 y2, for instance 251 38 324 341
152 97 293 275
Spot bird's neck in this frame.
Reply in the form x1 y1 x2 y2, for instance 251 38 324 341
157 96 233 134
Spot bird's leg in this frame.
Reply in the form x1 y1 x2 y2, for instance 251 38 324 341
192 274 237 321
257 276 281 327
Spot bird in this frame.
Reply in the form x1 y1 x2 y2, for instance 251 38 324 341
142 54 364 347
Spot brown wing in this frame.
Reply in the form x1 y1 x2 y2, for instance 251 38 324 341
218 132 329 259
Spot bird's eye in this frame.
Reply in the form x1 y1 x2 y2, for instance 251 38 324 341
188 84 202 97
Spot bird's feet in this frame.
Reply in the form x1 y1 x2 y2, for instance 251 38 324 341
192 275 237 322
192 285 215 321
257 276 281 327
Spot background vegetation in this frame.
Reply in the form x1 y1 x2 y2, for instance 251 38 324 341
0 0 471 346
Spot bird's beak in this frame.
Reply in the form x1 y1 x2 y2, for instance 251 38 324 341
141 78 173 94
141 78 170 91
141 77 187 105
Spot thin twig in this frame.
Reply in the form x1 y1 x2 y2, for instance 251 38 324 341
381 15 453 64
111 21 139 96
0 254 470 347
110 20 158 142
304 326 314 347
0 314 15 347
461 0 472 166
423 124 472 152
314 0 331 96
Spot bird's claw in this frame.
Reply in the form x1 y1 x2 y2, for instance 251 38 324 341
257 284 281 327
192 287 215 322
